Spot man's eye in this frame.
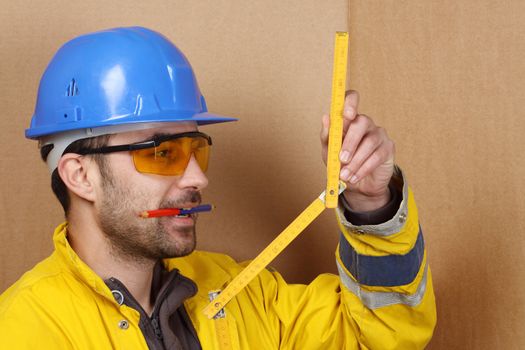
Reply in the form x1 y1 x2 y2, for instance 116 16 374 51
155 150 170 158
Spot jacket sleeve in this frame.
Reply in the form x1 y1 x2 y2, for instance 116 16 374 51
257 166 436 350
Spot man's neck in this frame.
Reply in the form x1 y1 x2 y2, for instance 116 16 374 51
66 217 156 315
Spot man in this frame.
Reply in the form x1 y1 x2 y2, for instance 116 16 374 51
0 27 436 349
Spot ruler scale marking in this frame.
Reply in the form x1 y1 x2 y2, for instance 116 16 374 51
325 32 349 208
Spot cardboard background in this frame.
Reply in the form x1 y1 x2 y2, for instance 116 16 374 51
349 1 525 349
1 1 524 349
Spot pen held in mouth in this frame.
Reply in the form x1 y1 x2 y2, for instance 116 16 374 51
139 204 215 218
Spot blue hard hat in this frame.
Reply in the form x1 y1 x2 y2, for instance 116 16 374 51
26 26 237 140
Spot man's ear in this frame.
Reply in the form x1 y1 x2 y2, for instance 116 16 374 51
57 154 98 203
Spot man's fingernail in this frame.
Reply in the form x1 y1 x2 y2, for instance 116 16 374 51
340 150 350 163
344 108 354 117
350 175 359 184
340 168 351 181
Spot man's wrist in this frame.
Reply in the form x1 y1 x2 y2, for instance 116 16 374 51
342 189 391 212
340 184 401 226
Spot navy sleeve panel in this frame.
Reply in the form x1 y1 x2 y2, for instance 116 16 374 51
338 227 425 287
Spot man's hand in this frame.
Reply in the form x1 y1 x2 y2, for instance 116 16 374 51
321 90 395 212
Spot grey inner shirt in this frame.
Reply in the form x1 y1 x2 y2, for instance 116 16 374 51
105 262 202 350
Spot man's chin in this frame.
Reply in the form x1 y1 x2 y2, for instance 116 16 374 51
162 231 197 257
162 242 196 258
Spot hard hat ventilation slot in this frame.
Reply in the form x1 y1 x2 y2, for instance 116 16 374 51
66 78 79 96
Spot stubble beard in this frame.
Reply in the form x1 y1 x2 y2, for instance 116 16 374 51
97 164 200 265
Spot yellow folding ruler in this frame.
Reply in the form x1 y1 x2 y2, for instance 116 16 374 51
325 31 349 208
203 32 349 320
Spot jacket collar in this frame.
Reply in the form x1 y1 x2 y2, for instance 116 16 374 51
53 222 126 304
162 253 232 304
52 222 231 306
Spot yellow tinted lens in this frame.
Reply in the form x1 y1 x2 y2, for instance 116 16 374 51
192 137 210 173
131 136 209 176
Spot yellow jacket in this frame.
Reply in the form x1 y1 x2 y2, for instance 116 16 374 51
0 184 435 349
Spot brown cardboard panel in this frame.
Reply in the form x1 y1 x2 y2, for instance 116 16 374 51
349 1 525 349
0 0 348 292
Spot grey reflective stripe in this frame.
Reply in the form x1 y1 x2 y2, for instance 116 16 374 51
336 165 409 237
336 259 428 309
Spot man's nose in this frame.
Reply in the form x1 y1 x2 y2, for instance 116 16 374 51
176 154 209 191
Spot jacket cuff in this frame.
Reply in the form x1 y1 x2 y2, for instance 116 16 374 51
335 165 408 236
340 183 401 226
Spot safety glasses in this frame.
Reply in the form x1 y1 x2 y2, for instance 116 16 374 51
78 131 212 176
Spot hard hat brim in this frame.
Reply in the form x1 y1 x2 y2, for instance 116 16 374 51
191 112 239 126
25 112 238 139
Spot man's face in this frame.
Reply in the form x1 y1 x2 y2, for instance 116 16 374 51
94 122 209 263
